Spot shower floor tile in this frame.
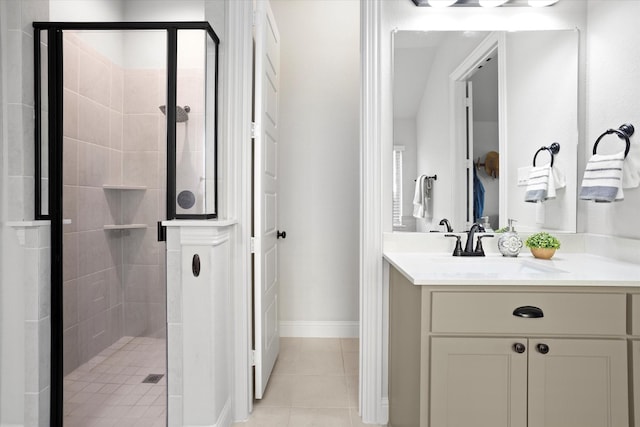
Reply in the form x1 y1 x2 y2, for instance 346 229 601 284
64 336 166 427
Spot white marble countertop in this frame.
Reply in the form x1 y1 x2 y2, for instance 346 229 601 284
383 251 640 286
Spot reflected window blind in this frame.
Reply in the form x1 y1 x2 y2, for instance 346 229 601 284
392 146 404 226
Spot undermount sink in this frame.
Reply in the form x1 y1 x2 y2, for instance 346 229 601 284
395 254 572 279
429 256 569 275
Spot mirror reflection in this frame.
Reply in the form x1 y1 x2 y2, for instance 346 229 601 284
392 30 578 233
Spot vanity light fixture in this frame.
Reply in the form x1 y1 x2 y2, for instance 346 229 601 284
413 0 560 6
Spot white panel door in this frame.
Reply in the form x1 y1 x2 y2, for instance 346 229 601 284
253 0 281 400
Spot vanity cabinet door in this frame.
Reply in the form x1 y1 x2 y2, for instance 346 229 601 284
430 337 528 427
528 338 628 427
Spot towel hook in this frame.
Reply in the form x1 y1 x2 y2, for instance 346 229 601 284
592 123 634 158
533 142 560 167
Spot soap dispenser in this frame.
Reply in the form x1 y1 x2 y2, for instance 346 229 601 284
497 219 523 257
481 216 493 232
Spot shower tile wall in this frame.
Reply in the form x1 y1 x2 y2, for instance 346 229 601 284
62 33 166 376
122 68 166 338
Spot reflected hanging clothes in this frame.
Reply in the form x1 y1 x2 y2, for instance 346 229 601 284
473 165 485 222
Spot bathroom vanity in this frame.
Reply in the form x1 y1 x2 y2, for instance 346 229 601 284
385 246 640 427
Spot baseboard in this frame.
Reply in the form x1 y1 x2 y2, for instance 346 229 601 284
380 397 389 425
279 321 359 338
216 398 231 427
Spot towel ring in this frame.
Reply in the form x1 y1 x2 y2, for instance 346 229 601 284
533 142 560 167
593 123 634 158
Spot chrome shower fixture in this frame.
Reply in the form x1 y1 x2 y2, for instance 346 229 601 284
159 104 191 123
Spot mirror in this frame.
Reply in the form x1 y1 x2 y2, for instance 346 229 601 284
392 30 578 233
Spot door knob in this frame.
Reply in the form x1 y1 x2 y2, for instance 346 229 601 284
277 230 287 239
536 343 550 354
513 343 526 354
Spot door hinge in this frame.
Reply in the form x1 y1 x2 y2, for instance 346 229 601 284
251 122 259 139
465 96 472 107
250 237 256 253
251 349 257 366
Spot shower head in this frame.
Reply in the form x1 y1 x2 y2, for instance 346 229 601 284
159 104 190 123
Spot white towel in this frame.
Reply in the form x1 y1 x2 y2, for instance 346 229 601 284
552 166 566 190
412 175 433 219
622 140 640 188
524 166 553 202
524 165 567 203
579 151 624 202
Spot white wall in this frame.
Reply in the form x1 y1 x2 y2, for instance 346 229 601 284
505 30 579 232
583 0 640 238
414 32 488 232
270 0 360 335
50 0 125 65
1 0 49 424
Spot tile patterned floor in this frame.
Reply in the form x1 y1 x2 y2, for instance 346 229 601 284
63 336 383 427
233 337 386 427
63 336 167 427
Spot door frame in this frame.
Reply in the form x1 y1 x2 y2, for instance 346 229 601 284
449 31 507 231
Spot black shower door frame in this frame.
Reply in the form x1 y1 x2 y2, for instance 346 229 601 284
32 21 219 427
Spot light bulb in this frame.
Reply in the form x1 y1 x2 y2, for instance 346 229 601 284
528 0 560 6
427 0 457 7
479 0 508 7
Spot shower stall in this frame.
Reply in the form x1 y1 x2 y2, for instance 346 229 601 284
33 22 219 427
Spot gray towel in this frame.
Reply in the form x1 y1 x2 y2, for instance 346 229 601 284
579 151 624 202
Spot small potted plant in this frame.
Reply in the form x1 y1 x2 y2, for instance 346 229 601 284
525 232 560 260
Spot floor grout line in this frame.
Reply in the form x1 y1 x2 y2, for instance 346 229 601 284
63 336 167 426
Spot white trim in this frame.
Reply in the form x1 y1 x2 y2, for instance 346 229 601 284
162 219 237 228
183 397 230 427
5 220 51 227
449 32 508 229
279 321 359 338
215 398 232 427
360 1 387 425
223 0 254 423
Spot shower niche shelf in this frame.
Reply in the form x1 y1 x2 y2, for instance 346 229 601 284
103 185 148 231
104 224 147 230
102 185 147 191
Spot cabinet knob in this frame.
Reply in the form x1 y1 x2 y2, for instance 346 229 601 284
513 342 526 354
536 343 550 354
277 230 287 239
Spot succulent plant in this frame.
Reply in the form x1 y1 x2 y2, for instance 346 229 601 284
525 232 561 249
